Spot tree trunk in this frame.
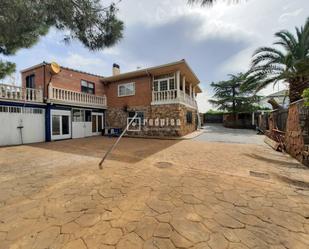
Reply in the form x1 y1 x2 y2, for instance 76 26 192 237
268 98 284 110
289 78 309 103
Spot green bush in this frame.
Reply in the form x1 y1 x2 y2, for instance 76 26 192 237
302 88 309 106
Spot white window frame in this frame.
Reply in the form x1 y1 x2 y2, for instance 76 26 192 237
153 73 176 92
118 82 135 97
51 110 71 140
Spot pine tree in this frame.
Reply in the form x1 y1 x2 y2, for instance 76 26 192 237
209 73 258 119
0 0 124 79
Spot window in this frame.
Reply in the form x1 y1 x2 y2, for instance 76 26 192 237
26 74 35 89
98 116 103 132
10 107 21 113
118 82 135 97
85 110 92 122
153 73 176 92
0 106 8 112
160 80 168 91
92 115 97 133
52 114 70 136
169 78 175 90
81 80 95 94
72 109 86 122
52 115 61 135
186 111 193 124
153 81 159 91
32 108 43 114
129 111 144 125
0 106 43 114
62 116 69 135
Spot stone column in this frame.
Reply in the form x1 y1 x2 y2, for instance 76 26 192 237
189 84 192 99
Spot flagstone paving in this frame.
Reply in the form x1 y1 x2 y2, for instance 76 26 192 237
0 136 309 249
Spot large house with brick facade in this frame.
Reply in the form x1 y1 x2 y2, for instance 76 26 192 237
0 59 201 146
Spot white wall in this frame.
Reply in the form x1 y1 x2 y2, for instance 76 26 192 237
0 109 45 146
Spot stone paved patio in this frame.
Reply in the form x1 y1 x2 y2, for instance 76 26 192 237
0 136 309 249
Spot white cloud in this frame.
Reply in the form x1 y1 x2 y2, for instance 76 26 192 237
196 91 213 113
279 8 303 23
5 0 309 111
219 47 253 74
58 53 108 76
62 53 104 68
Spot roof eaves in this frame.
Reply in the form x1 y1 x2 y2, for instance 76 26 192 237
21 61 105 78
102 59 200 83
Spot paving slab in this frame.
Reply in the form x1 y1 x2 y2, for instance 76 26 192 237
0 136 308 249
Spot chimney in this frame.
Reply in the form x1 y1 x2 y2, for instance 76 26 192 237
112 63 120 76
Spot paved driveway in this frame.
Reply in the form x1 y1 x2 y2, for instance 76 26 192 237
194 124 265 145
0 136 309 249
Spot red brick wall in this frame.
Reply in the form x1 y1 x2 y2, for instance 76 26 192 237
21 64 106 98
106 76 152 108
21 66 46 93
21 65 152 106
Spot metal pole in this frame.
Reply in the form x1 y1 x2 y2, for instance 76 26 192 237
99 113 138 169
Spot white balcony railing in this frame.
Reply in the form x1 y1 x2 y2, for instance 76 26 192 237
48 84 107 108
152 89 197 109
0 84 43 103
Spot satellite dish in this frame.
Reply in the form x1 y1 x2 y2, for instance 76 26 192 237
50 62 61 74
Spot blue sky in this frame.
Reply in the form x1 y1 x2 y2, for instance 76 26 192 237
1 0 308 111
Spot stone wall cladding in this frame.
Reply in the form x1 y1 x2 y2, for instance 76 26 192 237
284 100 306 164
105 104 197 137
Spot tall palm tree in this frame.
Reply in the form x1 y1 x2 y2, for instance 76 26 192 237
244 18 309 102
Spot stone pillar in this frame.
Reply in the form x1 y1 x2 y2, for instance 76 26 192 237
193 86 196 100
176 70 180 99
189 84 192 99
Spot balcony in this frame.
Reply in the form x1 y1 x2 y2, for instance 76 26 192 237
152 90 197 109
0 84 43 103
48 84 107 108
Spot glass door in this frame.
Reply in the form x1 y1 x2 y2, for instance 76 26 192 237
51 110 71 140
92 113 103 135
92 115 97 133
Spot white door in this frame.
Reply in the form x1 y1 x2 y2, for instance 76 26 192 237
72 122 85 138
72 109 92 138
92 113 104 135
0 106 45 146
51 110 71 140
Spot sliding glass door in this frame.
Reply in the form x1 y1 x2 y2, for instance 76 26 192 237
92 113 103 135
51 110 71 140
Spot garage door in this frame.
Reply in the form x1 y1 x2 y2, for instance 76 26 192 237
0 105 45 146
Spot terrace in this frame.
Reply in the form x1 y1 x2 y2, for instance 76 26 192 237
48 83 107 109
0 83 43 103
151 71 198 109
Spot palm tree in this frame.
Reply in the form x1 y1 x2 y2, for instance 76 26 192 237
210 73 257 119
244 18 309 102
